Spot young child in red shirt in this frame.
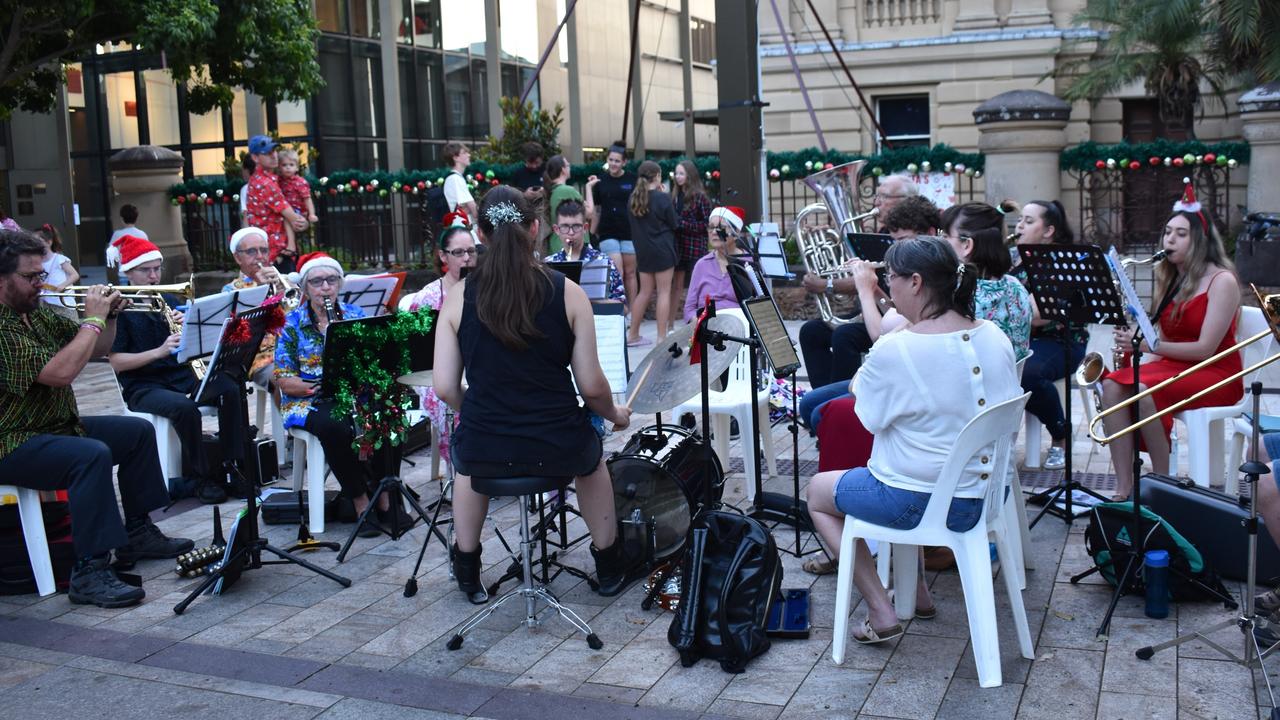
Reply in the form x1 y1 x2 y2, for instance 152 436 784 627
277 148 318 253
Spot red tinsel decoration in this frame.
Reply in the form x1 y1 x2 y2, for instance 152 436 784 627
227 317 251 346
266 305 287 333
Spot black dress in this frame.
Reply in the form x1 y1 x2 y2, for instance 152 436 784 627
451 270 602 478
628 190 678 273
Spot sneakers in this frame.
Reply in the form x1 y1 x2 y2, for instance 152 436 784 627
195 478 228 504
1043 446 1067 470
1255 617 1280 650
1256 587 1280 617
115 519 195 565
69 557 145 608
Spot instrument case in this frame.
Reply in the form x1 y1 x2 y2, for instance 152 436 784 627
261 490 350 525
1138 473 1280 582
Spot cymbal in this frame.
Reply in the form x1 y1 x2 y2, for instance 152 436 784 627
626 314 745 414
396 369 434 387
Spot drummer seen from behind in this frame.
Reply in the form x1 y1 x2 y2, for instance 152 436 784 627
433 186 638 606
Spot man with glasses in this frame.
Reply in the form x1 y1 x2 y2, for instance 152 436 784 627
224 227 284 389
108 236 246 504
0 230 193 607
544 200 624 303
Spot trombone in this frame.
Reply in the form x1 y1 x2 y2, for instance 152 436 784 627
44 281 194 313
1087 286 1280 445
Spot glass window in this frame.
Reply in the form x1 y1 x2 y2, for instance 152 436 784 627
444 53 471 139
103 71 140 149
143 71 181 146
67 63 86 110
416 51 445 140
471 58 488 140
316 0 348 33
276 99 308 139
351 0 380 38
408 0 440 47
230 88 269 141
352 42 386 137
876 95 930 151
500 2 538 64
188 101 223 146
318 38 356 137
321 139 359 173
441 0 486 53
399 50 417 138
501 64 519 99
191 148 228 178
359 140 387 170
691 19 716 65
520 67 539 109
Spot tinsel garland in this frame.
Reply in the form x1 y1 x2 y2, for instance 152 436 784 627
1060 140 1249 172
325 308 436 459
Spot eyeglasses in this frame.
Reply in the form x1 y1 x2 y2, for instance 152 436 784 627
236 246 269 257
446 247 478 258
555 223 585 235
306 275 341 287
16 270 48 285
875 192 907 201
132 264 164 276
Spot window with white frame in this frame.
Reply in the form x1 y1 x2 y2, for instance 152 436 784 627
875 95 930 152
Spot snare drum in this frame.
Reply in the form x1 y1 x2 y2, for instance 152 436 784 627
608 425 723 560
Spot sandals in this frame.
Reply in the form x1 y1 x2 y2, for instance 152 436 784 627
626 336 652 347
887 589 937 620
852 618 904 645
803 555 837 576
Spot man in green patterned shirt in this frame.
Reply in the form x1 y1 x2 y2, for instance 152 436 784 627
0 230 193 608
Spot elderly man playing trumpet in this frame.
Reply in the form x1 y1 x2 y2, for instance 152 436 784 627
0 230 193 608
223 226 286 389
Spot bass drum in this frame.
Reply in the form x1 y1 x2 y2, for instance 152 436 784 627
608 425 723 560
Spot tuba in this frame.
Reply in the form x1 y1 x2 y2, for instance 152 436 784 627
791 160 878 326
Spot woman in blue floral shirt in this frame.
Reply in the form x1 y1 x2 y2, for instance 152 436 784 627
937 202 1032 360
275 252 389 531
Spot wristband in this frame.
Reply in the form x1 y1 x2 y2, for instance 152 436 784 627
826 278 834 292
79 322 103 335
81 316 106 330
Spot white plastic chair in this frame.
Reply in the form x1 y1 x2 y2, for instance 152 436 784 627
832 393 1034 689
115 373 215 481
1226 413 1280 496
287 427 329 533
672 308 778 503
1023 380 1095 469
1168 307 1272 488
0 486 55 596
254 382 288 466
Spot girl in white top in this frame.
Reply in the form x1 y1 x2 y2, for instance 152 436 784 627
806 236 1019 645
36 224 79 318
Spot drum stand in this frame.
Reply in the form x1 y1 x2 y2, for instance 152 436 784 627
1133 382 1279 719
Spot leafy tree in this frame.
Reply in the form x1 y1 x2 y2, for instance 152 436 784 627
477 97 564 164
1054 0 1280 133
0 0 323 118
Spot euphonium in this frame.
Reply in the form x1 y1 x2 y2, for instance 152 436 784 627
791 159 876 327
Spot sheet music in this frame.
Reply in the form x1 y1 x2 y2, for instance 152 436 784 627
179 285 270 363
1106 248 1160 350
340 273 406 316
749 222 793 279
580 257 610 301
570 314 628 396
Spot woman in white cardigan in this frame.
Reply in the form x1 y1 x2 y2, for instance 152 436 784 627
806 236 1020 644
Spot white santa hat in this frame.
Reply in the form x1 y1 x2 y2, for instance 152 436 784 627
709 205 746 233
106 235 163 272
288 251 344 285
229 226 268 254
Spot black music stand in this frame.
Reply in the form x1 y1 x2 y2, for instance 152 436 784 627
323 314 442 562
1019 244 1125 525
174 303 352 614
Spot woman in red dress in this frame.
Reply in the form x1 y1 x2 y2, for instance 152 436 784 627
1099 210 1242 499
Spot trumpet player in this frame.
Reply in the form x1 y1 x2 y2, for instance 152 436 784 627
224 227 282 389
0 230 193 608
107 236 246 504
1098 189 1242 501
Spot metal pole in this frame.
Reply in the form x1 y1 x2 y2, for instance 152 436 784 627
484 0 503 139
766 0 825 152
566 7 583 163
629 0 646 157
680 0 696 158
802 0 893 149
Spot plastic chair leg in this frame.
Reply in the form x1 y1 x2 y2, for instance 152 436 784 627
1227 427 1246 496
890 544 918 622
832 521 858 665
255 387 268 434
953 533 1003 688
1023 413 1043 468
271 403 286 466
15 487 54 597
876 542 891 587
430 425 442 480
306 438 326 533
993 525 1035 660
734 408 758 505
759 399 778 479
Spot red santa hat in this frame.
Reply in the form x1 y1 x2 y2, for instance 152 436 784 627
106 235 163 272
1172 176 1209 232
288 251 344 285
709 206 747 233
442 210 471 229
229 226 268 253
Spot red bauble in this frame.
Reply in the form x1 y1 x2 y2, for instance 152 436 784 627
1149 157 1161 166
349 180 359 188
205 198 214 205
176 195 186 204
1204 153 1217 164
328 188 338 195
711 170 720 179
416 181 426 190
489 179 498 186
1095 160 1106 169
365 184 375 193
474 173 483 181
1128 160 1140 170
1173 157 1184 166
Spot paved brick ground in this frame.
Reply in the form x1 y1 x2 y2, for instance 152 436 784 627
1 317 1276 719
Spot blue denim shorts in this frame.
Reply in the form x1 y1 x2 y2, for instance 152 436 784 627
833 467 985 533
598 238 635 255
1266 432 1280 489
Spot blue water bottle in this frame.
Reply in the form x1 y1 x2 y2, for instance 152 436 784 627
1144 550 1170 619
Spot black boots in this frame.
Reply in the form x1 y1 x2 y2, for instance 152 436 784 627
69 556 145 608
592 537 641 597
452 544 489 605
115 518 196 566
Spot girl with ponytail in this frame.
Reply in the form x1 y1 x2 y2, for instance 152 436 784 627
626 160 678 345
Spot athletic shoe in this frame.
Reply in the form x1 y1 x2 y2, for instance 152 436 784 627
1256 587 1280 617
1044 446 1067 470
195 478 227 504
115 520 195 564
68 557 145 608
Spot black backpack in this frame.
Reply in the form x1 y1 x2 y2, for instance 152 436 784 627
1083 502 1230 602
425 171 460 225
668 510 783 673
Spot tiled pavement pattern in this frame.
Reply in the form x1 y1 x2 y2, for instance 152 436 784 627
2 319 1278 719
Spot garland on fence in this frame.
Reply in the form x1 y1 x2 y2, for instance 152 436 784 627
167 144 986 200
1060 140 1249 173
325 308 436 459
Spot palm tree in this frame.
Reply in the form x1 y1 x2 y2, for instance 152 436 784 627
1210 0 1280 86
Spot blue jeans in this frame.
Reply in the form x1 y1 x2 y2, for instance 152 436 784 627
834 467 984 533
799 318 872 389
1022 336 1086 442
799 380 850 432
598 238 635 255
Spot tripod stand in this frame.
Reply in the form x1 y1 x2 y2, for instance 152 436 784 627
1134 382 1279 719
175 304 351 614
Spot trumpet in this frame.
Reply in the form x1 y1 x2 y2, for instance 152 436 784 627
1087 285 1280 446
44 281 194 313
255 261 302 311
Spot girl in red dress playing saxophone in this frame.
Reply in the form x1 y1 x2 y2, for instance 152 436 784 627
1099 180 1242 500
